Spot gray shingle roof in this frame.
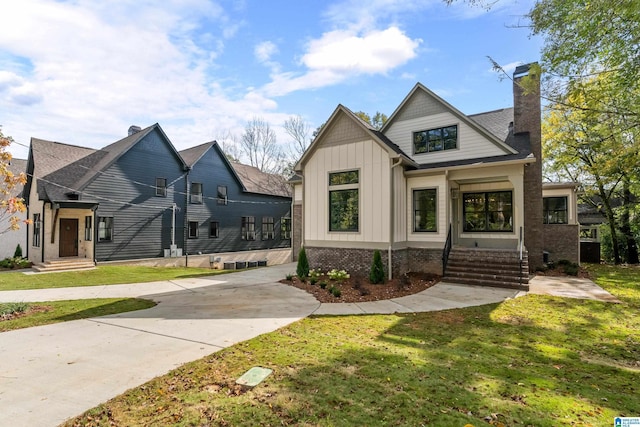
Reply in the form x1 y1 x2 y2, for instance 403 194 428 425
6 158 27 198
231 162 291 198
469 108 514 142
179 141 216 167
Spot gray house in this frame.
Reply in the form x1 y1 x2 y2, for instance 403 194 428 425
24 124 291 270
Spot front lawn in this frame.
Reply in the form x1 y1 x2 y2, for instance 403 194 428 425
0 265 230 291
65 264 640 426
0 298 156 332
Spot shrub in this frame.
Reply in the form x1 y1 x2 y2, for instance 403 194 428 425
309 277 318 285
319 281 327 289
563 262 579 276
308 269 322 280
369 250 385 284
331 287 342 298
0 302 29 316
285 273 293 281
327 269 350 281
296 247 310 279
14 244 23 258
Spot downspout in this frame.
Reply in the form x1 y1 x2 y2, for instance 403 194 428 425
389 158 403 281
184 169 190 267
41 203 45 262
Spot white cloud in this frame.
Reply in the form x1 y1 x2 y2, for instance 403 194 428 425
255 41 278 63
262 26 420 96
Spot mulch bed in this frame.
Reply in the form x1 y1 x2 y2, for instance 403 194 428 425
0 305 51 322
281 272 440 303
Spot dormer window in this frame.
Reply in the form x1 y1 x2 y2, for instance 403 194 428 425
413 125 457 154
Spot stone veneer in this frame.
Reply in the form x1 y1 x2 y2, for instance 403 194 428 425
305 246 442 278
543 224 580 264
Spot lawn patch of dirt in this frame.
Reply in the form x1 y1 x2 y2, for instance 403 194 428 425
281 272 439 303
0 305 52 322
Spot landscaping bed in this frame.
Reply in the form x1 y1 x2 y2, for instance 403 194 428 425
281 272 440 303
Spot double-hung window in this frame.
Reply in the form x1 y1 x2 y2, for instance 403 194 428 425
84 216 92 241
33 213 41 247
328 170 359 232
209 221 219 238
191 182 203 204
217 185 228 205
543 197 568 224
188 221 199 238
262 217 275 240
413 125 457 154
241 216 255 240
413 189 437 232
98 216 114 242
155 178 167 197
463 191 513 232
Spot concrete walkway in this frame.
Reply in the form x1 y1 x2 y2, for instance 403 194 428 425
0 263 618 427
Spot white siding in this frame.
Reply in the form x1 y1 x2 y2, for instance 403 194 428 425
384 113 508 164
0 213 26 259
543 187 578 224
304 139 390 244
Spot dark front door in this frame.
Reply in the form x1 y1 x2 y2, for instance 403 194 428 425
59 218 79 257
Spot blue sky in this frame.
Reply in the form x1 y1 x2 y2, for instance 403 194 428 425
1 0 541 161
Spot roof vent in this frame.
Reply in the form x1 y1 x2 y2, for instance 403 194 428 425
128 125 142 136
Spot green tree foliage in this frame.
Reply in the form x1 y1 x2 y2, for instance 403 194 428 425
369 250 385 284
296 247 310 278
542 74 639 264
354 111 388 130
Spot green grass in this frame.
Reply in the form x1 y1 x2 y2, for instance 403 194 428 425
0 265 230 291
64 264 640 426
0 298 156 332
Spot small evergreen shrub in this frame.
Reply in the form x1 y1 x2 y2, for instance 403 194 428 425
285 273 293 281
319 281 327 289
14 244 23 258
369 250 385 284
296 247 310 279
331 287 342 298
309 277 318 286
563 262 579 276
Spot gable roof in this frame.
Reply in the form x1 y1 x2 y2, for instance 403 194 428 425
28 124 188 203
179 141 291 198
295 104 417 171
381 83 518 156
6 158 27 198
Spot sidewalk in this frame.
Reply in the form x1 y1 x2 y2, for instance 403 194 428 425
0 264 619 427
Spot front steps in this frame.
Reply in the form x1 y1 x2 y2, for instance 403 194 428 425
444 247 529 291
33 258 96 273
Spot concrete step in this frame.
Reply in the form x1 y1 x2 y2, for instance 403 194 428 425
444 275 529 291
445 270 529 285
33 259 96 273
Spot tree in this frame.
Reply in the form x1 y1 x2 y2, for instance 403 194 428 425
542 74 639 264
283 115 311 160
296 247 309 278
354 111 388 130
1 128 28 235
369 250 385 284
240 117 284 174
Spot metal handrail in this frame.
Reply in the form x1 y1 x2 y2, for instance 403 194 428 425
442 224 452 276
518 226 524 286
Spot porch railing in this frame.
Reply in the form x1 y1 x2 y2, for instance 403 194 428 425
442 224 452 276
518 226 524 287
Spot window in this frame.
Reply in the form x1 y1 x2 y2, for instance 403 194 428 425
329 170 359 232
84 216 92 241
241 216 255 240
413 189 437 232
463 191 513 232
33 214 41 247
281 217 291 239
98 216 113 242
191 182 203 204
209 221 219 238
217 185 228 205
188 221 199 239
413 125 457 154
262 217 275 240
543 196 568 224
155 178 167 197
580 226 599 241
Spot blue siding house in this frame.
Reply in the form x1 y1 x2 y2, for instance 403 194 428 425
24 124 291 268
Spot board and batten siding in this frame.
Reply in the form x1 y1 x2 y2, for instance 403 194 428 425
384 113 507 164
304 139 391 245
185 148 291 255
89 129 187 261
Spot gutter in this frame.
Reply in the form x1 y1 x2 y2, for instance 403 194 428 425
389 157 403 281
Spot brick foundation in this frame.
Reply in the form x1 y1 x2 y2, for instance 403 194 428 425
292 204 302 261
543 224 580 264
305 246 442 278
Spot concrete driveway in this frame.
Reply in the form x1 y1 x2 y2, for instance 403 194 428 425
0 263 618 426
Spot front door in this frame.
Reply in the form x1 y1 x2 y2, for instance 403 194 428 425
59 218 79 257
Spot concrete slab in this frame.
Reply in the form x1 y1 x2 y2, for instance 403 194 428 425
528 275 621 303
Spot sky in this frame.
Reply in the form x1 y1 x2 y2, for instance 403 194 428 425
1 0 542 161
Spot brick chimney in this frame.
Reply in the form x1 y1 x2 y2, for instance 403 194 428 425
513 63 543 271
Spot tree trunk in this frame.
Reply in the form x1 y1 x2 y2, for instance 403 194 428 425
621 178 639 264
596 179 621 264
